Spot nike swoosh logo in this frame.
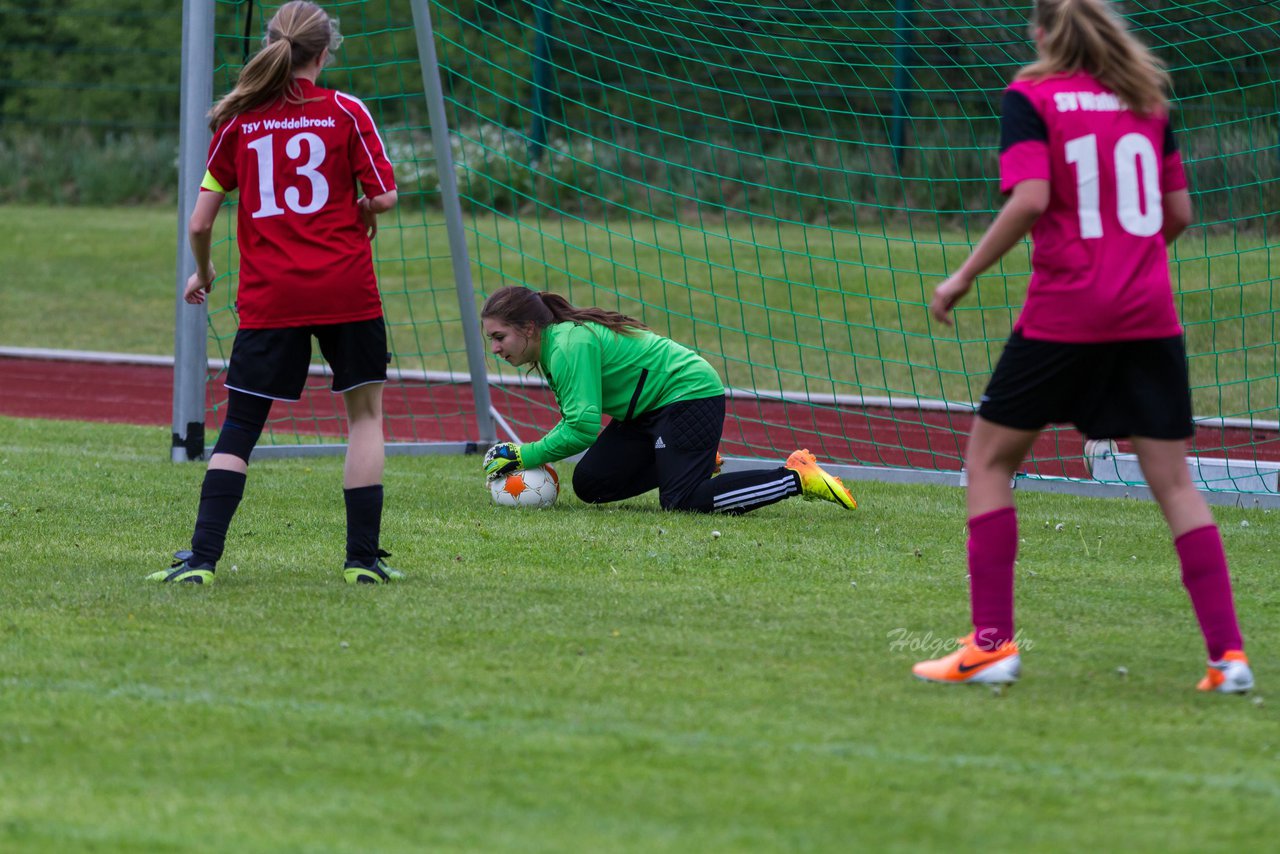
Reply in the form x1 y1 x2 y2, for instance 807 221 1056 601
956 658 988 674
824 481 854 507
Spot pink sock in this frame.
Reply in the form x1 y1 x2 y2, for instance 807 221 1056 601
1175 525 1243 661
969 507 1017 651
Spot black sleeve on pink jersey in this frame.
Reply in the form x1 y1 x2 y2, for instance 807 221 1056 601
1163 119 1179 156
999 90 1047 153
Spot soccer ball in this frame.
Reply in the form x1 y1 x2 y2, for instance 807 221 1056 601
489 464 559 508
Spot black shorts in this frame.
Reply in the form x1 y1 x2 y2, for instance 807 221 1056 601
573 394 724 510
977 331 1193 440
225 317 389 401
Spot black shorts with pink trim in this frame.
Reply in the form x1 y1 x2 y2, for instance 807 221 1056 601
225 317 389 401
977 331 1193 441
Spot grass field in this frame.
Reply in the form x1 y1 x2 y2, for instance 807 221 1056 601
2 205 1277 419
0 415 1277 852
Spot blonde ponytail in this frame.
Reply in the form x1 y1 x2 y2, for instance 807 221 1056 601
207 1 342 131
1019 0 1169 115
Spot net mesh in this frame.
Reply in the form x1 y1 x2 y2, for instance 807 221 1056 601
205 0 1279 490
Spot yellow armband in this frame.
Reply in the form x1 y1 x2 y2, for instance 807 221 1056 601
200 170 226 194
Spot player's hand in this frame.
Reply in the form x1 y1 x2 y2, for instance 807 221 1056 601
483 442 523 480
358 196 378 240
184 264 216 304
929 273 974 326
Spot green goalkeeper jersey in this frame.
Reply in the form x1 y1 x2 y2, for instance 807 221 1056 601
518 321 724 468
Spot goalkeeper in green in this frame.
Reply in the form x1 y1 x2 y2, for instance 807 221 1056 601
480 286 857 514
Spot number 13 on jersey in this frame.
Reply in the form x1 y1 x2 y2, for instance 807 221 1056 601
246 131 330 218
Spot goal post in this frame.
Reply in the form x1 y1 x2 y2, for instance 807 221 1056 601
174 0 1280 506
407 0 497 449
172 0 216 462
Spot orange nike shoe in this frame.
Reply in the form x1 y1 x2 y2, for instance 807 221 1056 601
785 449 857 510
1196 650 1254 694
913 634 1021 684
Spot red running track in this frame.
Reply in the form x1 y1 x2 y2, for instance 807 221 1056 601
3 354 1278 479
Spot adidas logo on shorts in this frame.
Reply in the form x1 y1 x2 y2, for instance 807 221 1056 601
654 436 666 449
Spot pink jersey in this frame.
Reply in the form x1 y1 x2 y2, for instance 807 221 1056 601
204 78 397 329
999 72 1187 342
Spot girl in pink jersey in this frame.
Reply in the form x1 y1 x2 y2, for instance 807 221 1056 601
152 1 401 585
913 0 1252 692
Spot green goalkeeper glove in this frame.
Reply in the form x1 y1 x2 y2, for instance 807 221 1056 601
483 442 523 480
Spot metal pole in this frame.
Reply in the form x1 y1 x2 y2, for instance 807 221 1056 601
889 0 916 173
409 0 498 446
172 0 216 461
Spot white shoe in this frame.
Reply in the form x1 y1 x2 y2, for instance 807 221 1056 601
1196 650 1254 694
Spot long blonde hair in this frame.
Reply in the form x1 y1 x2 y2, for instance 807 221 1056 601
1019 0 1169 115
207 1 342 131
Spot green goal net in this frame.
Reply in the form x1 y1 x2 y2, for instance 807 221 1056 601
196 0 1279 495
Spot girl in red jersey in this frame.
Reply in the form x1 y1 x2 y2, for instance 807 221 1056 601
912 0 1252 692
152 1 400 585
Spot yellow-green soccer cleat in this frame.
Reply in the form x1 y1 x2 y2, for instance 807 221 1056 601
785 449 858 509
147 551 215 584
343 550 404 585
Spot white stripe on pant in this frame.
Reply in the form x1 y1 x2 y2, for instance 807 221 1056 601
711 473 799 513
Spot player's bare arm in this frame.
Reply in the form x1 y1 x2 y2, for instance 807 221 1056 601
930 179 1049 326
185 189 224 304
358 189 398 239
1162 188 1192 244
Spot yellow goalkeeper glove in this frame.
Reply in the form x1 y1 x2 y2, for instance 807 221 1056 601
482 442 523 480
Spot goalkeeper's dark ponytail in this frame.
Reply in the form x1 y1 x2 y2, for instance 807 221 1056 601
481 286 648 336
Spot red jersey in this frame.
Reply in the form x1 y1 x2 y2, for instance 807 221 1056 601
999 72 1187 342
204 78 397 329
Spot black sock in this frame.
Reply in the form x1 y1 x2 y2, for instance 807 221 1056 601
190 469 247 567
345 484 384 564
